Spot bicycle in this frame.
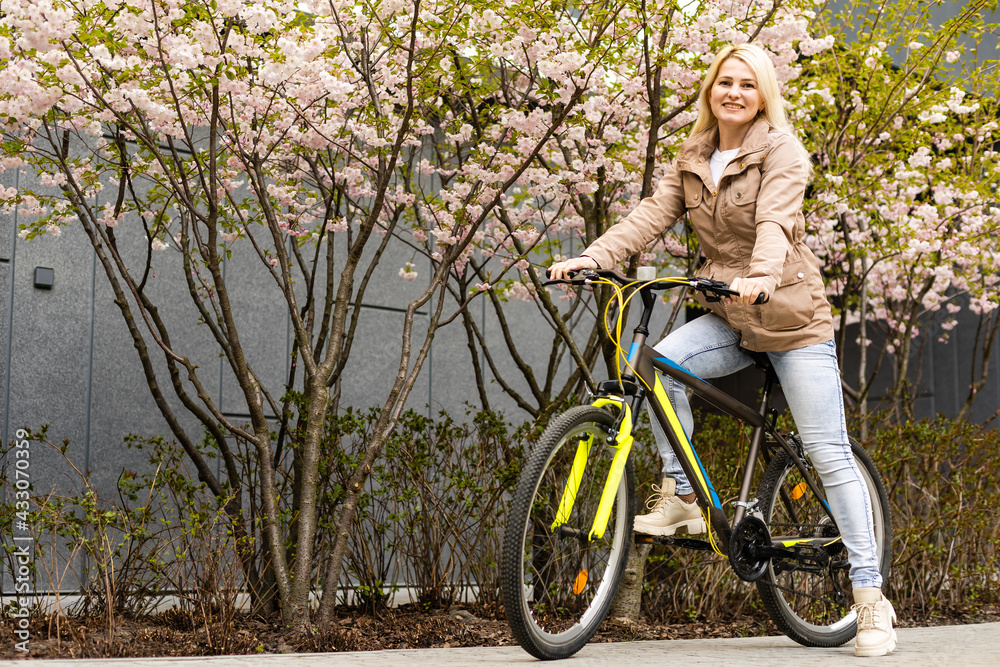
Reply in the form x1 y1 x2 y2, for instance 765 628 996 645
500 269 892 660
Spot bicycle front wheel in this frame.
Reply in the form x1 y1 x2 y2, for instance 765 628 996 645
501 405 635 660
756 437 892 647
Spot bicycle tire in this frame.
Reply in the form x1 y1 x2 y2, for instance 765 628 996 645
501 405 636 660
756 437 892 647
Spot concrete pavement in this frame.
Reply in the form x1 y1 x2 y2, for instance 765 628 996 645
1 622 996 666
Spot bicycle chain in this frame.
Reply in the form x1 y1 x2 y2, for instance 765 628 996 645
757 577 847 607
758 523 848 608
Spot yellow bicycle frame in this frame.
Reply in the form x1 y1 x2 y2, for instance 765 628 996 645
550 397 635 541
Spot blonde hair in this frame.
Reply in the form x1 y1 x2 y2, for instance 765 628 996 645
691 43 792 136
691 43 811 169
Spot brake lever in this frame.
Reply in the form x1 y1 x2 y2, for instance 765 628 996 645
543 268 598 287
693 278 767 304
694 278 730 302
705 292 768 304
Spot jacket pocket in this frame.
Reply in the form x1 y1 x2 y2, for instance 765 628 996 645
728 165 761 206
760 261 813 331
682 172 704 209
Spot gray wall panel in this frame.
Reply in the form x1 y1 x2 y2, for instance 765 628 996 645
972 351 1000 425
423 293 486 418
87 268 191 500
337 306 429 416
479 296 545 419
932 314 963 418
952 307 1000 425
0 263 9 447
358 230 433 310
6 222 93 495
84 202 226 499
327 228 430 312
913 328 936 416
0 262 6 444
828 1 999 64
986 343 1000 425
218 245 292 419
942 309 970 418
475 290 587 421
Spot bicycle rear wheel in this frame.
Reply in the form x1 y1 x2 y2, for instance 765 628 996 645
501 405 635 660
756 437 892 647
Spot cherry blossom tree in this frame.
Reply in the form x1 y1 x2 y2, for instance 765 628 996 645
0 0 623 629
790 0 1000 429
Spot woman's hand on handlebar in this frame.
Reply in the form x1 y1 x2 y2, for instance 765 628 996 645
727 276 769 305
548 256 599 281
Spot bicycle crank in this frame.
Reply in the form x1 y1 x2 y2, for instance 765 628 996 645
728 515 771 582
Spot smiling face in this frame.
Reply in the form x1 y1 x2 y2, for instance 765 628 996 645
709 57 763 140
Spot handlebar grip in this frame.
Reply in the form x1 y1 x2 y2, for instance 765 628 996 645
753 292 768 305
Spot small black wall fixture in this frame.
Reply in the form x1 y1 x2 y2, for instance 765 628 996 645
33 267 54 289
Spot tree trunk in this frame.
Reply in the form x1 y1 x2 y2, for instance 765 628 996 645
607 542 652 623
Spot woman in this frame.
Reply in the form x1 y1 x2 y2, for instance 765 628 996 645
548 43 897 657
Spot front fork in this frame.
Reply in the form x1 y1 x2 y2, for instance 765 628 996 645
550 395 638 541
551 291 654 541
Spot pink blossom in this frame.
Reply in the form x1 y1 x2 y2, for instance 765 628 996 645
907 147 933 168
399 262 417 282
326 219 347 233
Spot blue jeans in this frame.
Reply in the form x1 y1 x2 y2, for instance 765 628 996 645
646 313 882 589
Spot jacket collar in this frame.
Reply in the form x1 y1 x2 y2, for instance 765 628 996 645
681 116 772 165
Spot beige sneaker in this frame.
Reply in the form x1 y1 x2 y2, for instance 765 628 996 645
852 587 898 657
632 477 706 537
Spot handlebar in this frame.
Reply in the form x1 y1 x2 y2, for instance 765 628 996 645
544 269 768 305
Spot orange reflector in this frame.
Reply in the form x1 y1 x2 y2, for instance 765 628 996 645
573 569 589 594
790 482 808 500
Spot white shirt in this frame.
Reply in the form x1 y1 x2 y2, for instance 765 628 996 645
710 147 740 186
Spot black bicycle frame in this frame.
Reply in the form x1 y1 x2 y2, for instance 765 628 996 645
611 287 837 550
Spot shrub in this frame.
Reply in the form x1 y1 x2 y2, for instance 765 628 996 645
871 417 1000 616
4 410 996 629
319 406 525 610
635 411 1000 623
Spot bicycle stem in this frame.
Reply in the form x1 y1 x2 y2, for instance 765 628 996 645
621 288 655 382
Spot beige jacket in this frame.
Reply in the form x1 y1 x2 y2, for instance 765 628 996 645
583 118 834 352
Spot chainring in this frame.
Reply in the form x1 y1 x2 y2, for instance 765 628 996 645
728 515 771 582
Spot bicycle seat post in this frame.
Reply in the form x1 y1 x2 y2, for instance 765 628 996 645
734 360 777 525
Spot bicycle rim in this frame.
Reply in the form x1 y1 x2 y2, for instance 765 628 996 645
501 406 635 660
756 439 891 647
